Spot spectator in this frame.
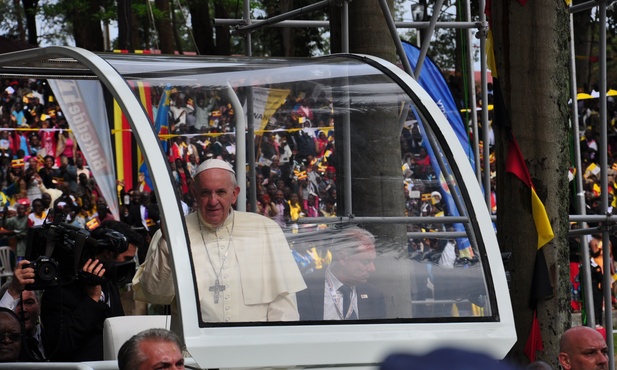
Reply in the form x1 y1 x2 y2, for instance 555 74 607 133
118 328 184 370
24 168 42 202
0 203 30 258
288 193 304 222
40 192 52 215
0 260 46 361
37 155 57 189
27 198 46 226
558 326 608 370
94 198 115 225
26 133 42 158
271 189 289 227
186 153 198 177
55 129 77 165
0 307 23 362
174 158 191 195
75 155 91 179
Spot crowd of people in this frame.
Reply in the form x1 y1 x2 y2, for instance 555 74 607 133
0 76 457 258
1 71 616 367
0 74 445 364
566 85 617 326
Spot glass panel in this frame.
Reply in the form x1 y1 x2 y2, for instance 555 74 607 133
105 55 493 325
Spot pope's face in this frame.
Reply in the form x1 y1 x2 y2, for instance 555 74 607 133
192 169 239 227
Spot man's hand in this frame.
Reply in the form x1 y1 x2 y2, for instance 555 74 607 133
82 259 105 302
8 260 35 298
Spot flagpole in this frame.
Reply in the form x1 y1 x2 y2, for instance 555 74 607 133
598 2 614 369
568 2 595 328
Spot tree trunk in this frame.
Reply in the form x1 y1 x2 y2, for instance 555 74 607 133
214 0 231 55
348 0 396 62
22 0 38 46
331 0 410 317
117 0 131 50
155 0 175 54
491 1 571 367
187 0 214 55
453 0 470 110
280 0 294 57
170 1 183 54
13 0 25 42
70 0 104 51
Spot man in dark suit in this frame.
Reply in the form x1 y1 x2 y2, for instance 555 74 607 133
40 222 142 362
297 227 386 320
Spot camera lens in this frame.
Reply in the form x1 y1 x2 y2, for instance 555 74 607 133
37 260 59 281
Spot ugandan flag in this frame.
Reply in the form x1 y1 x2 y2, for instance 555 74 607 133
112 50 154 191
113 81 154 191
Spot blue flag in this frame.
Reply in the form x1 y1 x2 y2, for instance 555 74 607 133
154 85 172 153
402 42 473 167
138 85 172 191
403 42 473 252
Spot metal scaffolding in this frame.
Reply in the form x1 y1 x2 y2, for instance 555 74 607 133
217 1 616 366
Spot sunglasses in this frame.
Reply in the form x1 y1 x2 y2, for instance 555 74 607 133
0 332 21 342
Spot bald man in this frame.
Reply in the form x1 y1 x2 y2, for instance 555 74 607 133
558 326 608 370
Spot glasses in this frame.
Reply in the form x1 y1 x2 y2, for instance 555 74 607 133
0 332 22 342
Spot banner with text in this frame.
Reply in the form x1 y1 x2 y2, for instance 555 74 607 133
49 80 119 220
249 87 290 131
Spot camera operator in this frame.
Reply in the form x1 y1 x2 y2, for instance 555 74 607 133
40 220 140 362
0 260 46 361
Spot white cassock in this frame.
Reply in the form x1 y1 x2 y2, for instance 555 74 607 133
133 210 306 323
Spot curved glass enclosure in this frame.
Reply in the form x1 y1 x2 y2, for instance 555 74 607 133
110 54 493 319
0 47 514 368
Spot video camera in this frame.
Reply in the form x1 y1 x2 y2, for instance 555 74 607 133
24 220 136 290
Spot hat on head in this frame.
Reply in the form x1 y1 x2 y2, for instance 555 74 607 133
193 159 235 178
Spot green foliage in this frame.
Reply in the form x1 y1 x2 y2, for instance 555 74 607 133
0 2 21 38
400 12 457 70
574 2 617 86
249 0 326 57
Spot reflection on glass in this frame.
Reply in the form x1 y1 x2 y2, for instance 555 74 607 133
111 55 492 324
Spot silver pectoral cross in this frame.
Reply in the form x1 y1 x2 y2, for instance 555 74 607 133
209 279 226 304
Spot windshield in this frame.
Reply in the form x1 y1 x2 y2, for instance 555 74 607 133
104 54 495 325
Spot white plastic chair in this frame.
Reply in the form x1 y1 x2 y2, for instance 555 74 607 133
103 315 171 360
0 246 13 285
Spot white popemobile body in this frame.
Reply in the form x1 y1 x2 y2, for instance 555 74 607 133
0 47 515 369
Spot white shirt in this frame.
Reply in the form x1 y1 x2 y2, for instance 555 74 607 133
323 267 357 320
0 289 19 310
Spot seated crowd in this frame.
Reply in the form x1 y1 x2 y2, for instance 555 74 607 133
0 76 500 364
